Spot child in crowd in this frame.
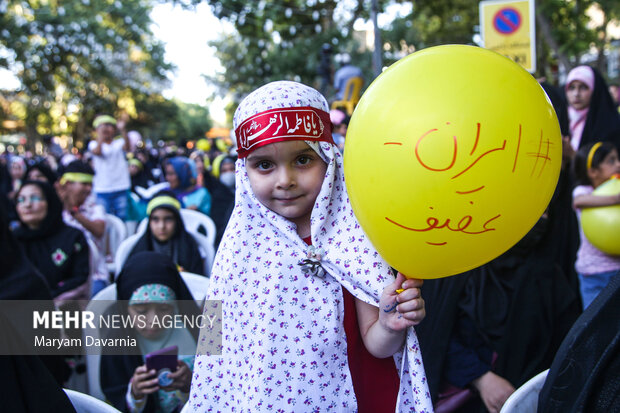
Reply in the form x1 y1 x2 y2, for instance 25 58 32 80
165 157 211 216
127 191 205 275
58 160 110 296
189 81 431 412
572 141 620 308
101 251 200 412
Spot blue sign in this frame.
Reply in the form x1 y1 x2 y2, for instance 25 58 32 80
493 8 521 34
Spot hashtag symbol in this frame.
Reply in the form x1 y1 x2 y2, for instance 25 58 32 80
527 130 552 178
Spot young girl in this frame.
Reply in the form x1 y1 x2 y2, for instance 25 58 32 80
128 191 204 275
189 81 431 412
101 251 201 412
572 141 620 309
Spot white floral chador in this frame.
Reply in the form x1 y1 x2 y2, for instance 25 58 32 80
189 81 432 412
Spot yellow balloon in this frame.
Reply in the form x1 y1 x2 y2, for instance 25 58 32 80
581 177 620 255
344 45 562 279
197 138 211 152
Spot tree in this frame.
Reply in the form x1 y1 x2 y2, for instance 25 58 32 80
203 0 383 106
0 0 173 144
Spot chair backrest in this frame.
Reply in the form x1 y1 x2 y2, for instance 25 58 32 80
103 213 127 274
86 236 100 280
187 228 215 276
343 76 364 102
499 369 549 413
179 209 216 247
64 388 122 412
83 284 117 401
113 232 143 278
180 271 210 303
104 214 127 252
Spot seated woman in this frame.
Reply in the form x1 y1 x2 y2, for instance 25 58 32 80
128 191 204 275
165 156 211 216
12 180 90 301
100 251 200 413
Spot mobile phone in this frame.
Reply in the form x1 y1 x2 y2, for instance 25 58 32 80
145 345 178 387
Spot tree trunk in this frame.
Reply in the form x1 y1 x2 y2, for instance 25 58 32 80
536 7 572 71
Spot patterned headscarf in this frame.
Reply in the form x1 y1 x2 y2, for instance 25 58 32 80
190 81 432 412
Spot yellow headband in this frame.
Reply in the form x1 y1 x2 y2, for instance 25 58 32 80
146 196 181 215
587 142 603 170
93 115 116 128
60 172 93 185
129 158 143 170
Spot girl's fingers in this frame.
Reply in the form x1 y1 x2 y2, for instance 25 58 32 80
387 272 407 295
396 287 421 303
396 297 425 313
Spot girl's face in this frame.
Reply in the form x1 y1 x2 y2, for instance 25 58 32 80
149 208 177 242
591 149 620 187
10 161 25 180
246 141 327 237
129 164 140 176
16 184 48 229
26 168 48 183
128 302 175 340
567 80 593 111
191 155 205 173
165 164 179 189
220 161 235 174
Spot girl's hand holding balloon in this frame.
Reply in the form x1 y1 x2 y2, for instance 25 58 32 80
379 272 425 332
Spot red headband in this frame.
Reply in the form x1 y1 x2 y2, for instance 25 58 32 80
235 106 333 158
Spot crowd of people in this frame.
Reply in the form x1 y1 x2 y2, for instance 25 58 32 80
0 63 619 413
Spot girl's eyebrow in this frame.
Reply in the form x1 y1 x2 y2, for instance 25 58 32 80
247 147 314 161
246 153 268 162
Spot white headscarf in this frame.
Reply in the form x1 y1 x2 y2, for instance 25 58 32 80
190 81 432 412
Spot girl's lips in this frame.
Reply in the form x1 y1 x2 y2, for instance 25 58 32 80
275 195 301 202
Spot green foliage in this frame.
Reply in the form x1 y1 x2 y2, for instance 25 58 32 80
207 0 620 102
0 0 173 142
204 0 368 104
126 95 212 143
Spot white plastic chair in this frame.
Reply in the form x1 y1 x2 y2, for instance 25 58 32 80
103 213 127 274
180 271 210 303
64 388 121 412
499 369 549 413
83 284 116 401
187 228 215 277
112 232 143 277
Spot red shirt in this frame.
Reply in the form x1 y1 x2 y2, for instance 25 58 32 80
303 237 399 412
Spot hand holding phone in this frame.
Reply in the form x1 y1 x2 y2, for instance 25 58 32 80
145 345 178 387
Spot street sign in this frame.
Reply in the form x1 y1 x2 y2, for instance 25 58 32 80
480 0 536 73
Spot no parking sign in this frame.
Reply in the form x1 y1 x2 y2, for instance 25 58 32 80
480 0 536 73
